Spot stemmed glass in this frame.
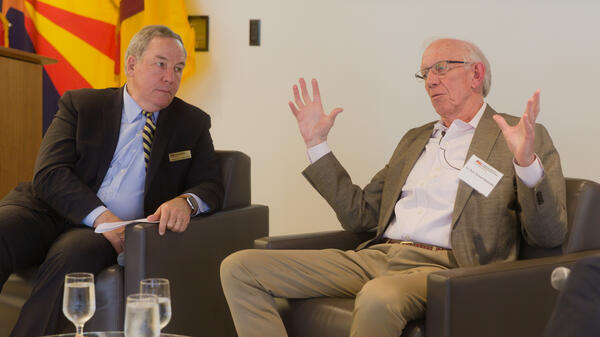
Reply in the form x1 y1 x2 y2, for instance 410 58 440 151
140 278 172 330
124 293 160 337
63 272 96 337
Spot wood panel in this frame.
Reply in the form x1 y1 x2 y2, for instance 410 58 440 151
0 57 42 197
0 48 55 198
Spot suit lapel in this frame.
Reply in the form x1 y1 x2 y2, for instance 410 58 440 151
96 87 124 189
451 105 502 226
144 104 175 195
377 123 433 234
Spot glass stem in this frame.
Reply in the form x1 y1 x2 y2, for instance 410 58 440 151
76 324 84 336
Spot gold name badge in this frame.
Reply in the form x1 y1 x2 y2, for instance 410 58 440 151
169 150 192 162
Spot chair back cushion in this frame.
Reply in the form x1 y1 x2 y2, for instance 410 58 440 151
519 178 600 259
216 150 251 210
562 178 600 253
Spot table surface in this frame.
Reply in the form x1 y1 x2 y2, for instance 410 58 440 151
44 332 189 337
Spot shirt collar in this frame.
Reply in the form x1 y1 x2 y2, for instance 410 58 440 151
123 83 158 123
432 102 487 137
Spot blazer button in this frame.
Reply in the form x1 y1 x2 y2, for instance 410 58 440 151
536 191 544 205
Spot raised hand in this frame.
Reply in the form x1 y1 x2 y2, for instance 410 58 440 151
493 90 540 166
288 78 343 147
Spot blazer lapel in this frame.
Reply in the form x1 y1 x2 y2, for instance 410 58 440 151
451 105 502 226
377 123 434 234
96 87 124 189
144 104 175 195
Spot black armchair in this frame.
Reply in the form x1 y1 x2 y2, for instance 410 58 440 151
254 178 600 337
0 150 269 337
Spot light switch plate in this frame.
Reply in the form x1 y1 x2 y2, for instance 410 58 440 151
250 19 260 46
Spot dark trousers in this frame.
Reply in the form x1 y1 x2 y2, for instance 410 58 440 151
543 255 600 337
0 205 117 337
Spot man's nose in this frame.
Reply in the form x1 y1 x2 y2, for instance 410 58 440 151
426 71 441 87
163 67 175 83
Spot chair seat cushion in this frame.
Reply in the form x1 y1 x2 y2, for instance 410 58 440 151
277 297 424 337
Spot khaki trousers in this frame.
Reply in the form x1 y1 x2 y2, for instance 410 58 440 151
220 243 458 337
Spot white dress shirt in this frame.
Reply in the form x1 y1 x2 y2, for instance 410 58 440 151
308 103 544 249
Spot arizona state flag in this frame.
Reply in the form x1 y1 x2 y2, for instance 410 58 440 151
0 12 8 46
1 0 119 131
1 0 195 131
117 0 195 84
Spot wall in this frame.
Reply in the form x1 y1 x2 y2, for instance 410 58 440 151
180 0 600 235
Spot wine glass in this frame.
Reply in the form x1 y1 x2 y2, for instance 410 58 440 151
140 278 172 329
124 293 160 337
62 272 96 337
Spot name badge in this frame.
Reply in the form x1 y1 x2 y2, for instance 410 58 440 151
169 150 192 162
458 154 503 197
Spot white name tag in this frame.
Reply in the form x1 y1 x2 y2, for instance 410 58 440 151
458 154 503 197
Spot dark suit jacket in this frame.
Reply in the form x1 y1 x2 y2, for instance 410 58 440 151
0 86 223 225
303 105 567 267
543 256 600 337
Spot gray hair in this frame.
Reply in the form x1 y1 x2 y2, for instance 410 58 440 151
462 41 492 97
125 25 186 64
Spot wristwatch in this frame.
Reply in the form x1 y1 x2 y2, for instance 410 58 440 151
180 194 198 215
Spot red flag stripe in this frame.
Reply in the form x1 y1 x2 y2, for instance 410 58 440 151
25 0 117 61
120 0 144 22
24 13 91 95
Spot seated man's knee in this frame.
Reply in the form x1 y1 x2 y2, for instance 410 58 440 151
220 249 260 286
41 228 113 274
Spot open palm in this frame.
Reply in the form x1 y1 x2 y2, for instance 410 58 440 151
288 78 343 147
493 90 540 166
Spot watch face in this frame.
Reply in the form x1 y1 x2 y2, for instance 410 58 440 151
186 196 198 212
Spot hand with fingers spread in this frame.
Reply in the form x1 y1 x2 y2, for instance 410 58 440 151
493 90 540 166
147 196 192 235
288 78 343 147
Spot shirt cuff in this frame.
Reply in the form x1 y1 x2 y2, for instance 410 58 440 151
82 206 108 227
307 142 331 164
513 154 544 188
188 193 210 216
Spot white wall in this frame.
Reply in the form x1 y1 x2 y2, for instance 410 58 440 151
180 0 600 235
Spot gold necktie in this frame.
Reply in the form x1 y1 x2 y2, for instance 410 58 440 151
142 111 156 169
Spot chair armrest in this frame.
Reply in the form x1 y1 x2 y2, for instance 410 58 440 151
123 205 269 336
88 265 124 331
254 230 375 250
426 250 600 337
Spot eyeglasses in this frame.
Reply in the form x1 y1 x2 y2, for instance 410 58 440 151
415 60 473 81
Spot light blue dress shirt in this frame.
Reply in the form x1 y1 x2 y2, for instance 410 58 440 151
81 85 208 227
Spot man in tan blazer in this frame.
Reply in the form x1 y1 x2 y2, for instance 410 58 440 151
221 38 567 337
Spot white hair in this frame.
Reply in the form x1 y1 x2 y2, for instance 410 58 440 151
422 38 492 97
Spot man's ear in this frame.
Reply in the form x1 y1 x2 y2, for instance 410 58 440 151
471 62 485 90
125 55 137 77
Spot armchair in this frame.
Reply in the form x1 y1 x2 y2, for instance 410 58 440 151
0 150 269 337
254 178 600 337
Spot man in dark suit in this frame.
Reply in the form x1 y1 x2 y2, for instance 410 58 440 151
0 25 223 336
543 256 600 337
220 38 567 337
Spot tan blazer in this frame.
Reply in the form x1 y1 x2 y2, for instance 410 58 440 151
303 105 567 268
